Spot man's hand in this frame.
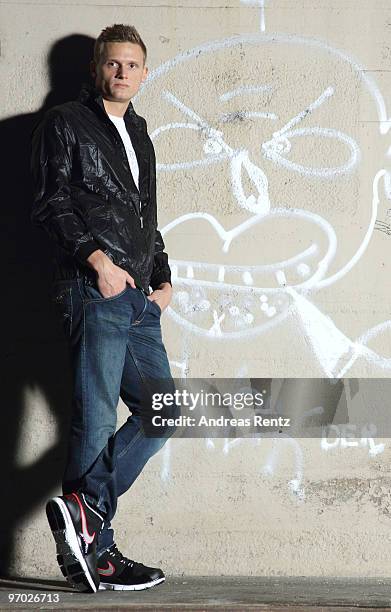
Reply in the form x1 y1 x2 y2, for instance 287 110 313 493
147 282 172 313
87 250 136 297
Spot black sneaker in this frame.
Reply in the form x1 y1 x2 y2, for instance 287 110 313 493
97 544 165 591
46 492 104 593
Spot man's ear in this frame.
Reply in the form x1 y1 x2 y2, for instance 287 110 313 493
90 59 96 79
142 65 148 83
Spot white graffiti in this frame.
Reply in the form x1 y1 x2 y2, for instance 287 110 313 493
231 149 270 214
219 84 273 102
272 86 335 137
262 126 360 178
133 0 391 388
240 0 268 33
137 33 391 134
136 0 391 498
262 436 305 499
163 207 336 283
321 425 385 457
317 169 383 290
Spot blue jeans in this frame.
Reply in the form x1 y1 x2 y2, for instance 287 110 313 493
51 274 177 555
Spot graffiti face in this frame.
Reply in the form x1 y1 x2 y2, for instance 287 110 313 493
135 34 382 338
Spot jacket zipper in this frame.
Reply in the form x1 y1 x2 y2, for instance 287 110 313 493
108 122 144 229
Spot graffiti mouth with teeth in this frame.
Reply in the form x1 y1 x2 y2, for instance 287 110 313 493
161 209 336 337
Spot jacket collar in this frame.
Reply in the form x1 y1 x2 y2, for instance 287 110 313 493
77 82 144 129
77 82 150 198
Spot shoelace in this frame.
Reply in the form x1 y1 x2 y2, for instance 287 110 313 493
106 544 135 568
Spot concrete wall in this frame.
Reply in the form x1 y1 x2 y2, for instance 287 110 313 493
3 0 391 578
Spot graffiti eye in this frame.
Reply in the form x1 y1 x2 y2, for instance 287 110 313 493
150 122 229 171
261 127 360 178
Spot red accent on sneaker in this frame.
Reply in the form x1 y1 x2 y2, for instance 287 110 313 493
71 493 96 545
97 561 116 576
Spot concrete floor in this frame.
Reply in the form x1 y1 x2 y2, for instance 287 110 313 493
1 576 391 610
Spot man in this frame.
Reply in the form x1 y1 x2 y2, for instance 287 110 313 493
30 24 177 593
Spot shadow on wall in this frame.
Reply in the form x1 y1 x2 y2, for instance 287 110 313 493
0 34 95 578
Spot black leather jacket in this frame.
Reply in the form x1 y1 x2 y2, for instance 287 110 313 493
30 83 171 294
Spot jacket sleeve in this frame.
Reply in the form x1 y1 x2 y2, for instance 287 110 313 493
30 110 101 263
148 137 172 291
150 229 172 290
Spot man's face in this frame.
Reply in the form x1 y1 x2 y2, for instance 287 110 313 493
91 41 148 102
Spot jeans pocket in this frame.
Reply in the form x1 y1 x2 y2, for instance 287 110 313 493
51 283 73 336
130 290 148 326
83 278 129 303
149 299 162 315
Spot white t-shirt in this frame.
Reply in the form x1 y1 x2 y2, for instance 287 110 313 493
108 113 139 190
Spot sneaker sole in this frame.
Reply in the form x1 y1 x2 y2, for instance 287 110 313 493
46 497 98 593
98 576 165 591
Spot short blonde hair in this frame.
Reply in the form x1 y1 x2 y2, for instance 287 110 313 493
94 24 147 64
